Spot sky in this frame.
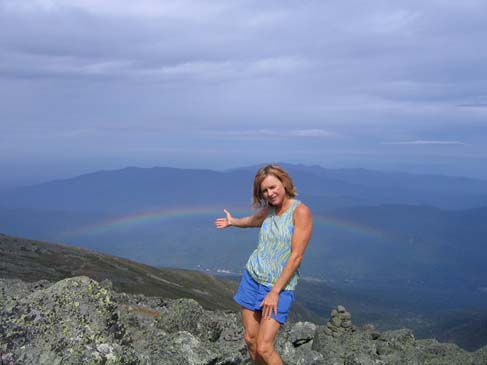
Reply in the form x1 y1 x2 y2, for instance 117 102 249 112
1 0 487 187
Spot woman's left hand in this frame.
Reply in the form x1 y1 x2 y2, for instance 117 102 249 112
260 290 279 320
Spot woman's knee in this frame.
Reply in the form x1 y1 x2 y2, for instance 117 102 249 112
256 340 274 359
244 331 257 348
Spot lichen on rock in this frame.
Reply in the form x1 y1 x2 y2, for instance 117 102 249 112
1 276 136 364
1 278 487 365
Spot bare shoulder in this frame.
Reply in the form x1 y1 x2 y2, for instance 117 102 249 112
294 202 312 221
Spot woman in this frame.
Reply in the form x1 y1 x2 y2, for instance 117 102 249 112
215 164 313 365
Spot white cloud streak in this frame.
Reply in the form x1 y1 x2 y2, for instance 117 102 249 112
384 140 466 146
215 129 338 140
1 0 228 19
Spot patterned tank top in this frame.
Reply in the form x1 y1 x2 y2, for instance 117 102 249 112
246 199 301 291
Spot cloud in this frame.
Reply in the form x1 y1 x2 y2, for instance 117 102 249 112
292 129 337 138
353 9 421 35
1 0 228 19
384 140 466 146
214 129 338 140
457 103 487 108
0 54 310 81
143 56 311 80
1 0 487 179
248 57 311 76
150 61 235 79
242 10 288 29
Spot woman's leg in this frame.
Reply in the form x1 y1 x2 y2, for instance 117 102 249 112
241 307 265 364
256 318 282 365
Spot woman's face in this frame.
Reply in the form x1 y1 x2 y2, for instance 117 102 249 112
260 174 287 207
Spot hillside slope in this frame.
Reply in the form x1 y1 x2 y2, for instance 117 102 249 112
0 233 238 311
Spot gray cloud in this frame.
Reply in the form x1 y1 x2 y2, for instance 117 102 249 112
383 140 466 146
1 0 487 180
214 129 338 140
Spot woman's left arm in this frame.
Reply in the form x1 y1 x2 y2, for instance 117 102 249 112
260 203 313 320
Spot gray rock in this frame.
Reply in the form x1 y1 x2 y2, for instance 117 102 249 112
1 276 137 364
277 322 324 364
474 345 487 364
331 316 342 327
327 321 337 330
1 276 485 365
282 321 317 347
159 331 220 365
323 327 333 336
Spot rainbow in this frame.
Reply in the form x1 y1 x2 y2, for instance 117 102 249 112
313 214 386 240
62 206 252 237
62 206 387 240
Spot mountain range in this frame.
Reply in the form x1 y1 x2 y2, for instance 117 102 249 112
2 164 487 212
1 164 486 291
1 163 487 350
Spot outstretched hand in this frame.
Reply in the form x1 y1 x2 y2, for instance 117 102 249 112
215 209 233 229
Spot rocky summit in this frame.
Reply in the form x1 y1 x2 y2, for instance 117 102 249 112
1 276 487 365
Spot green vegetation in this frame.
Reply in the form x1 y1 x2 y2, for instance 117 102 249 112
0 233 238 311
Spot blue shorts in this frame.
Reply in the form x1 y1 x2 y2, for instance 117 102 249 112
234 269 295 324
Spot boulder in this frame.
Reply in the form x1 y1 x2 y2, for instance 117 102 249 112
0 278 484 365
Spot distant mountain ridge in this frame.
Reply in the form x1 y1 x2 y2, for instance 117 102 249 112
1 164 487 351
233 163 487 209
0 166 250 213
1 164 487 212
1 164 486 293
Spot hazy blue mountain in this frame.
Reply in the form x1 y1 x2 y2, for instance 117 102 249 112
6 204 487 297
2 164 487 213
0 167 252 213
305 205 487 290
1 164 486 313
234 163 487 209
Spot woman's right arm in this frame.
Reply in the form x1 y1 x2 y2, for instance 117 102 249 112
215 207 269 229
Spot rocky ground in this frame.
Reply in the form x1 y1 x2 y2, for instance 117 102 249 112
1 276 486 365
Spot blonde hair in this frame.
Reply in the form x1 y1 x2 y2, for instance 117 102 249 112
252 164 297 208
